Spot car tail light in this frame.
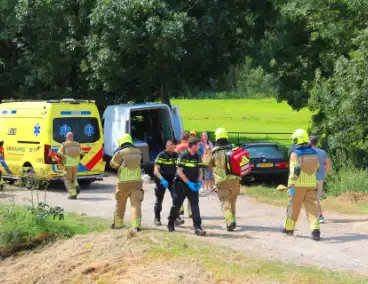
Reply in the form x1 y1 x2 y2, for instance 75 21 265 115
44 144 54 164
275 162 288 169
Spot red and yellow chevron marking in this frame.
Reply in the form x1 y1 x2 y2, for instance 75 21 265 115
80 144 104 172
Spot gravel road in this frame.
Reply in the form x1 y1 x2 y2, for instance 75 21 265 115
1 174 368 275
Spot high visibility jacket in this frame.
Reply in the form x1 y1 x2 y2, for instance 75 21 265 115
288 147 319 188
203 144 239 184
110 144 142 183
58 141 82 167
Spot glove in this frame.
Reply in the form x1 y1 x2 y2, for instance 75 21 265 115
288 187 295 196
186 181 197 192
197 181 203 191
160 177 169 189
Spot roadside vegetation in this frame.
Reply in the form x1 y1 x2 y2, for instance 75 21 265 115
243 165 368 215
0 204 108 258
1 229 367 284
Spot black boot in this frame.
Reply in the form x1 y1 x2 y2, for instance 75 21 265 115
154 218 162 226
227 222 236 232
167 222 175 232
311 229 321 241
194 227 207 236
132 228 142 233
280 227 294 236
154 211 162 226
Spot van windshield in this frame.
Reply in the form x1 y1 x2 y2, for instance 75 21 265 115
53 118 100 144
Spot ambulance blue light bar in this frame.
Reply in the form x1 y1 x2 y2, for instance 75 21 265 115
60 111 91 115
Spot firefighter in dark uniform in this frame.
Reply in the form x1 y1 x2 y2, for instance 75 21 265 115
153 140 184 226
167 137 206 236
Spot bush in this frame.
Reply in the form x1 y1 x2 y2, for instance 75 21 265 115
0 205 108 256
325 166 368 196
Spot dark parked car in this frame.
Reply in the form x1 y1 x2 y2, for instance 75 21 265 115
242 142 289 184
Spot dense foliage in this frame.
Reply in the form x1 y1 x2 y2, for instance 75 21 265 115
1 0 367 167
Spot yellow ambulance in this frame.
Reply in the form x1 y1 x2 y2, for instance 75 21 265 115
0 99 105 186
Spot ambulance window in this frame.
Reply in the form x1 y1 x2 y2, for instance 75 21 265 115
53 118 100 144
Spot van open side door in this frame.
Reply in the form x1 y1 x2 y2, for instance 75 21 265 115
171 105 183 141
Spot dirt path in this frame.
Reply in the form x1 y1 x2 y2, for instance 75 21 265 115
1 174 368 274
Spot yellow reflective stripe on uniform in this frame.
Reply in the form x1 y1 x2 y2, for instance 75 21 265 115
156 159 175 165
295 172 317 187
65 156 79 167
119 167 141 181
180 162 196 167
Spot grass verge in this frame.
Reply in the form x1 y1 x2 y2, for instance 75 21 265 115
144 230 367 283
0 205 108 257
243 186 368 215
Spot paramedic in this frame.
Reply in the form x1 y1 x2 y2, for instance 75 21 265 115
203 128 240 231
153 140 184 226
167 137 206 236
110 133 144 232
58 132 82 199
282 129 321 241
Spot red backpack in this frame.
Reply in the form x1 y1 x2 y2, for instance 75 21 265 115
213 145 251 177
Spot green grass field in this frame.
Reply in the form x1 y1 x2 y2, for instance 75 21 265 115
172 98 312 134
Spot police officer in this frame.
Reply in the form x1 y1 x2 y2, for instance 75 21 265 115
58 132 82 199
167 137 206 236
110 133 144 232
203 128 240 231
153 140 184 226
282 129 321 241
0 139 5 191
175 132 192 217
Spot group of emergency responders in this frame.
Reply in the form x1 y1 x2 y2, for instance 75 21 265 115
0 126 323 240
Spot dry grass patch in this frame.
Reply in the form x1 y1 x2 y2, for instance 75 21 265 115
1 229 366 284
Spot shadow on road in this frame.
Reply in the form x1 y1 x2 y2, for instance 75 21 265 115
76 197 112 201
322 233 368 243
327 218 368 224
204 224 281 233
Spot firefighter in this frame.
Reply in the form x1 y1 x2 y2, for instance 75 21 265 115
167 137 206 236
203 128 240 231
57 132 82 199
110 133 144 232
282 129 321 241
0 139 5 191
153 140 184 226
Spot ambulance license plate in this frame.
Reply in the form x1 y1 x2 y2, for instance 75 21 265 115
257 163 273 168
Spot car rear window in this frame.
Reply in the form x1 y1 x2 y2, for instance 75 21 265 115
53 118 100 144
246 146 284 158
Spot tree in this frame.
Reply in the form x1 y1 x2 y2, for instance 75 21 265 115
310 28 368 168
86 0 262 106
258 0 368 109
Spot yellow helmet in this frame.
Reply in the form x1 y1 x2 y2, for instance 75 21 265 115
291 129 309 145
119 133 133 146
215 127 229 141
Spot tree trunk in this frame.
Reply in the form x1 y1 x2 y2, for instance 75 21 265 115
161 82 171 107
